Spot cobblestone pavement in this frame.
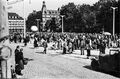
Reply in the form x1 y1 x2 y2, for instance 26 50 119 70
7 43 119 79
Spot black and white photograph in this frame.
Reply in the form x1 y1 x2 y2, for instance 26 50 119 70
0 0 120 79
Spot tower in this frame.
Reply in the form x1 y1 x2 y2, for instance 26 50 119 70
41 1 47 31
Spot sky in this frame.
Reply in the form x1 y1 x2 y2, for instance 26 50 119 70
8 0 99 18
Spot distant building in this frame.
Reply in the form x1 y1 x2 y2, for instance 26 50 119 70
99 0 117 3
41 1 60 31
8 12 24 34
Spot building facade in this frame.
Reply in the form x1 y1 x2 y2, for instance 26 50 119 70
8 12 24 34
0 0 9 38
41 1 60 31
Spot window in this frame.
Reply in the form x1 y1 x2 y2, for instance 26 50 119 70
52 11 54 14
9 16 11 19
15 16 17 19
44 11 47 14
55 11 57 14
12 16 14 19
49 11 51 14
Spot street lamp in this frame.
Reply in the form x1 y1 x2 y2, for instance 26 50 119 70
36 19 40 32
111 7 117 36
60 15 65 33
23 0 26 38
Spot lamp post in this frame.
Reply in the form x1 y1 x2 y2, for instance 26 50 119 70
36 19 40 32
23 0 26 38
60 15 65 33
111 7 117 36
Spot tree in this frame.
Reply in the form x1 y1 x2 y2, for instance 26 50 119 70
94 0 119 34
49 17 56 32
60 3 78 32
60 3 98 33
26 10 42 32
44 17 61 32
78 4 95 32
45 19 51 31
59 0 119 33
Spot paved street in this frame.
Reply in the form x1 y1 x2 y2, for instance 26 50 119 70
5 41 119 79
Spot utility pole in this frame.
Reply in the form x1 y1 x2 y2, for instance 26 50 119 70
36 19 40 32
23 0 26 38
111 7 117 36
60 15 65 33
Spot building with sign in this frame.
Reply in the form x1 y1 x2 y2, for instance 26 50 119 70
8 12 24 34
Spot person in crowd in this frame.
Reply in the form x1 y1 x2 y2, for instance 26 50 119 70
86 39 91 59
24 37 28 46
9 35 13 43
80 38 85 55
26 35 30 43
68 41 73 54
98 40 106 55
19 35 22 43
13 34 17 43
34 37 38 48
15 46 20 63
62 42 67 54
43 39 48 54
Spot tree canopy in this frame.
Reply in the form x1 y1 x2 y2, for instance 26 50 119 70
60 0 119 33
26 10 42 32
26 0 119 34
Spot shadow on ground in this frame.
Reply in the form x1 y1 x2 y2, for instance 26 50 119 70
83 65 120 78
24 58 34 61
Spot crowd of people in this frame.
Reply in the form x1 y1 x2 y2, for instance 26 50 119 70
10 32 120 55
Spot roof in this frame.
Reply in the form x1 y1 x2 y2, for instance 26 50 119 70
47 10 59 15
8 12 24 20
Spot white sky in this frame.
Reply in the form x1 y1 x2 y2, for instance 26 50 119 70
8 0 99 18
